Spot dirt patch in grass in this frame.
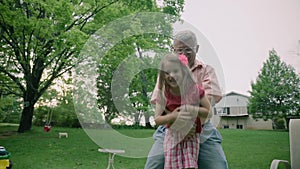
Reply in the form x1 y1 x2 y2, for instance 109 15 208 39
0 131 17 139
0 124 18 139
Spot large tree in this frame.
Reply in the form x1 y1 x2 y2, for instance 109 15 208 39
249 49 300 127
128 56 161 128
93 2 184 126
95 17 183 126
97 34 172 125
0 0 182 132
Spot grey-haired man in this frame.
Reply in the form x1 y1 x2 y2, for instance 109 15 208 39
144 30 228 169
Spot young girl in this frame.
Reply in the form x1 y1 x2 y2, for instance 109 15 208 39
154 53 211 169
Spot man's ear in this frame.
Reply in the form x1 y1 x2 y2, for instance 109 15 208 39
195 45 199 53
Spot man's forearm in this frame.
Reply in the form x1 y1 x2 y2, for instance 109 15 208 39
207 94 222 106
207 95 215 106
183 104 212 119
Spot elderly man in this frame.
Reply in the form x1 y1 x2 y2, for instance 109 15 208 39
144 30 228 169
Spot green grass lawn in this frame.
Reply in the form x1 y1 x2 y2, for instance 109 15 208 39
221 129 289 169
0 125 289 169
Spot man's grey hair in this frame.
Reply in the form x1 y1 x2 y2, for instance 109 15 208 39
173 30 198 48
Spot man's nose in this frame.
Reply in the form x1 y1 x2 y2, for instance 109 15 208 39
169 72 175 77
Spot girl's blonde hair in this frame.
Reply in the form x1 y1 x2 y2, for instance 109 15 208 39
157 53 199 107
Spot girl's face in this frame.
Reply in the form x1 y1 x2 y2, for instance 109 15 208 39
163 61 184 89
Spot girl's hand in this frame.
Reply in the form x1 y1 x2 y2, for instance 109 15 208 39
169 107 197 138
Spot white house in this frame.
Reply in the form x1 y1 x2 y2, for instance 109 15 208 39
213 91 273 130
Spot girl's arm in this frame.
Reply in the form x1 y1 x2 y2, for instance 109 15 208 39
154 104 178 126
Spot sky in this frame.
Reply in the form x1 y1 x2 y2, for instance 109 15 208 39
181 0 300 96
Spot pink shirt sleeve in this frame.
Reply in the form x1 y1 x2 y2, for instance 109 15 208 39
194 64 222 103
150 77 159 105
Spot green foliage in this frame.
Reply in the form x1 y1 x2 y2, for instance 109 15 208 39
96 36 170 123
52 99 80 128
0 96 14 122
0 95 21 123
0 0 185 131
273 117 286 129
34 83 80 128
163 0 185 16
0 0 100 131
128 56 161 125
249 49 300 123
34 104 80 128
92 10 180 123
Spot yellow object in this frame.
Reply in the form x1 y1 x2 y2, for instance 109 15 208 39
0 159 9 169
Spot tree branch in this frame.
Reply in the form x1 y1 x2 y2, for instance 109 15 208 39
1 82 22 97
67 0 121 31
0 66 25 93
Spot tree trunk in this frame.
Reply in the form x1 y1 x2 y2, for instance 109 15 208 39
18 84 38 132
144 111 152 129
139 68 152 128
285 117 290 130
18 103 35 132
134 111 140 126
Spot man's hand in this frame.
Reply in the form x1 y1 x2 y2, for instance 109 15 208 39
169 106 197 139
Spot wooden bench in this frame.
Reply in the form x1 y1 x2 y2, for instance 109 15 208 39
58 132 68 138
98 148 125 169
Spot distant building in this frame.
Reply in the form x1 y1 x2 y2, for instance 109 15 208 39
213 91 273 130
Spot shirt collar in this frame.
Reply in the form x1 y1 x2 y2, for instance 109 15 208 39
190 59 204 72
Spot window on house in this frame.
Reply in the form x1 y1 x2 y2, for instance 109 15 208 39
223 125 229 129
236 124 243 129
215 108 224 115
214 107 217 115
223 107 230 115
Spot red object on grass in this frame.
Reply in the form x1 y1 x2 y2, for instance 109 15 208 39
44 125 51 132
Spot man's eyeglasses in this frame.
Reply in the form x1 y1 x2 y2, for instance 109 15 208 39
172 47 195 54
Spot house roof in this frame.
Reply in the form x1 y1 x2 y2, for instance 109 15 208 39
215 91 250 108
225 91 250 98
